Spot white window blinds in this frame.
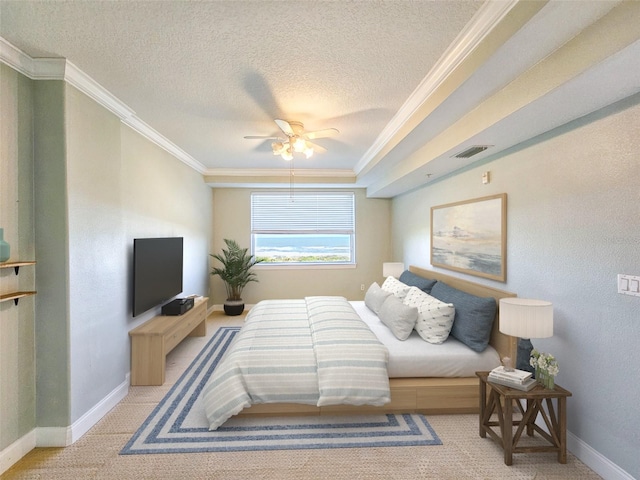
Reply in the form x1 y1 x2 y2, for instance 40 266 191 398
251 192 355 233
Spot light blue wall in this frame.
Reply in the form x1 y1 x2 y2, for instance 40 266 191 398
62 84 214 423
392 93 640 479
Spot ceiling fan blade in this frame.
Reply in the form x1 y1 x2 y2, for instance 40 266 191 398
274 119 295 136
305 128 339 140
307 141 327 153
244 135 283 140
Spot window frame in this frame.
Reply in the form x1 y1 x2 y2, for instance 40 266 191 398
250 191 356 267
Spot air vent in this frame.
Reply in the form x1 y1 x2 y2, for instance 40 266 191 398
453 145 492 159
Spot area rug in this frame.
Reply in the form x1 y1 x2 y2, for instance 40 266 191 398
121 326 442 454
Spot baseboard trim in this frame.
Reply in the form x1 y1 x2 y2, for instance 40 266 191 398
0 374 130 474
567 431 635 480
535 417 633 479
67 373 130 445
0 430 36 475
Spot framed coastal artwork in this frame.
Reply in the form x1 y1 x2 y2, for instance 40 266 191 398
430 193 507 282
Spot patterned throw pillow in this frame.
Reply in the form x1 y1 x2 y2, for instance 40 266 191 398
380 276 411 300
403 286 455 344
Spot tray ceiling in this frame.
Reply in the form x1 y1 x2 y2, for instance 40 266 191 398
1 0 638 196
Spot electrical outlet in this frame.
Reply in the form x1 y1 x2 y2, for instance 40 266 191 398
360 284 365 291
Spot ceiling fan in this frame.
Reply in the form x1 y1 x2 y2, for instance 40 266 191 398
244 119 339 160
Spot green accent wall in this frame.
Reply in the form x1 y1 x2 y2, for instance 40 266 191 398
33 79 71 428
0 63 38 449
1 64 213 454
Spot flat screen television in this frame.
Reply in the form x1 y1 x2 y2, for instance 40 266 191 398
133 237 183 317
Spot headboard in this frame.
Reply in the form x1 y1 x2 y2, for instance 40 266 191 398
409 265 517 362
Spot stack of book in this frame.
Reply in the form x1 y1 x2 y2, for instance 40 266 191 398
488 366 536 391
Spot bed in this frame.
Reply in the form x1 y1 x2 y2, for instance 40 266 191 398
203 266 516 429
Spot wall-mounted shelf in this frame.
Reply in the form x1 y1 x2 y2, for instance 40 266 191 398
0 261 36 275
0 261 37 305
0 291 37 306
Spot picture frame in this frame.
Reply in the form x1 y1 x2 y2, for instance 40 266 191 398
430 193 507 282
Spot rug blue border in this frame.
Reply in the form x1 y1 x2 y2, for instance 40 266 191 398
121 327 442 454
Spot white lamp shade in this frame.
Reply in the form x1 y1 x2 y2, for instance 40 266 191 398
382 262 404 278
499 298 553 338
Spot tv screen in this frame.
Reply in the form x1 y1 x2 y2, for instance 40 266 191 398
133 237 183 317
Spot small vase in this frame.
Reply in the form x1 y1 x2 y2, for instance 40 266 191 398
0 228 10 262
536 368 555 389
545 375 555 390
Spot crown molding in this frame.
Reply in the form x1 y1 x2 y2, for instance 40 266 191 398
63 60 135 120
203 168 358 188
0 36 206 174
203 168 355 178
122 116 206 173
353 0 518 175
1 37 64 78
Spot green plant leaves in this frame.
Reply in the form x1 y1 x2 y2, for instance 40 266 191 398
210 239 262 301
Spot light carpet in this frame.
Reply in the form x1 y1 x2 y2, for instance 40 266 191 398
121 326 441 455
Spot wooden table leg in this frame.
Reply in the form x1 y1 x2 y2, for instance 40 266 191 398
526 398 535 436
558 397 567 463
479 377 487 438
504 397 513 465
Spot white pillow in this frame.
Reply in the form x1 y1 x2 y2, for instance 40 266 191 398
378 294 418 341
364 282 392 314
381 276 411 300
403 286 455 344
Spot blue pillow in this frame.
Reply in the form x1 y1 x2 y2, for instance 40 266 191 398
398 270 437 293
429 281 496 352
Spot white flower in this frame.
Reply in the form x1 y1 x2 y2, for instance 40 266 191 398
529 350 559 377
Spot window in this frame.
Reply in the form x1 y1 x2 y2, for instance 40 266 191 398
251 192 355 265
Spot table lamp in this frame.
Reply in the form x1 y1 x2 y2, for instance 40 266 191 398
382 262 404 278
499 298 553 373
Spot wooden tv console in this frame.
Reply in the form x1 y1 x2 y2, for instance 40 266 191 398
129 296 208 386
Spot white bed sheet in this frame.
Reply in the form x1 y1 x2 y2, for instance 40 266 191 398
350 301 501 378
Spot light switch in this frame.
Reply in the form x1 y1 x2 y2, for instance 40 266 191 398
619 276 629 291
618 274 640 297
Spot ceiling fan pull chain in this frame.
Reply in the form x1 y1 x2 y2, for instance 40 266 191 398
290 158 295 201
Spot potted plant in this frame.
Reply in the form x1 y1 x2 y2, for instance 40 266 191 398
210 239 262 315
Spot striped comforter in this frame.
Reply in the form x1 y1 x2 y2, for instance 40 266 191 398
202 296 390 430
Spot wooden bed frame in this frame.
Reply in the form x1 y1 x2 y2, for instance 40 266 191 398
238 265 516 418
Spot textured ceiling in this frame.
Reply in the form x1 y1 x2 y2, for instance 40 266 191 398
0 0 479 171
2 1 639 196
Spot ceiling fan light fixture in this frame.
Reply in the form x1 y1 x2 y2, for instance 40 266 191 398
304 146 314 159
271 141 284 155
292 136 307 153
254 119 338 162
281 145 293 161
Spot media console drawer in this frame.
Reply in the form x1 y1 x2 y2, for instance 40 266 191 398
129 296 208 386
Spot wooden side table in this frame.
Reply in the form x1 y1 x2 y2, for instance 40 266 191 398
476 371 572 466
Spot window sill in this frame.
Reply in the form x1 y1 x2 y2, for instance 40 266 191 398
255 263 357 271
